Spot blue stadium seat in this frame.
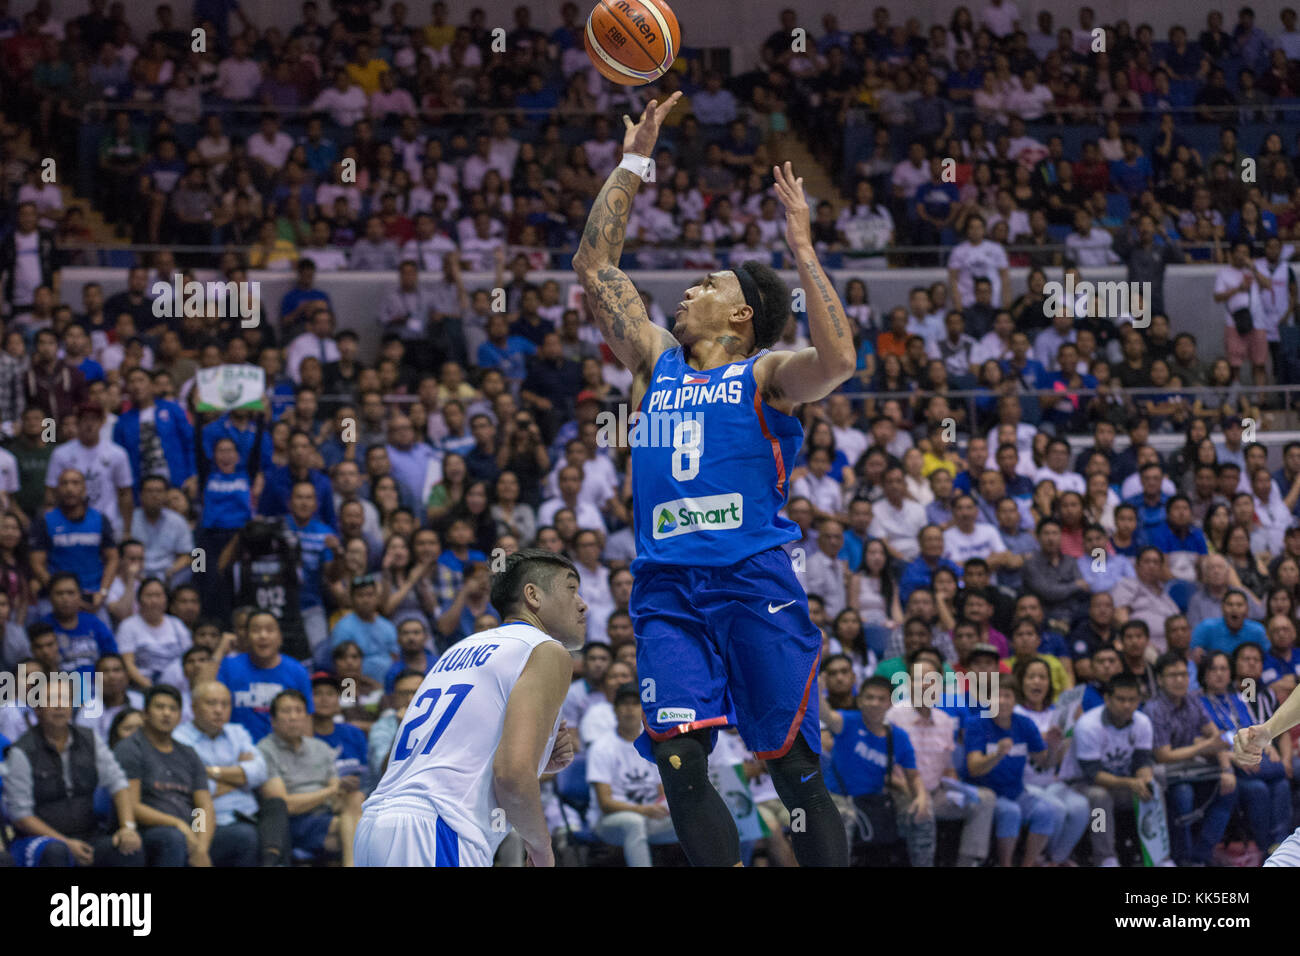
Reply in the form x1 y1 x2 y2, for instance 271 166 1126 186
555 754 602 847
1168 578 1195 612
1105 193 1130 223
1046 224 1072 243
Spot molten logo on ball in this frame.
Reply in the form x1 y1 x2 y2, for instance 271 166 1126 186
613 0 658 42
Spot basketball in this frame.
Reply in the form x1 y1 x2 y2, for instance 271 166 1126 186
585 0 681 86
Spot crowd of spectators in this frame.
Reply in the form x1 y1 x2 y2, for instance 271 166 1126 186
0 0 1299 867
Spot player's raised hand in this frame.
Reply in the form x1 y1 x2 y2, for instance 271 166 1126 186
772 161 812 254
545 721 576 773
1233 723 1270 767
623 91 683 157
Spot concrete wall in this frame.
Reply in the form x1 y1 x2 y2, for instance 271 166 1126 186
58 264 1231 365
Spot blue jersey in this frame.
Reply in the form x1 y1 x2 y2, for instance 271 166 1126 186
962 713 1045 799
287 516 335 608
32 507 112 592
44 612 117 677
630 347 801 571
217 653 314 742
200 467 253 530
316 722 368 780
826 710 916 796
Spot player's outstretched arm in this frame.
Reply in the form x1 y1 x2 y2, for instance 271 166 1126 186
571 94 681 379
756 162 857 408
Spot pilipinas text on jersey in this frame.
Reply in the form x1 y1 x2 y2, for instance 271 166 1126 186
630 347 802 571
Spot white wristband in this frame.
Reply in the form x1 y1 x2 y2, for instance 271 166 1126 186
618 153 656 183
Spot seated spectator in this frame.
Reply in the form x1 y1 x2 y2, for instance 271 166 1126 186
586 683 680 867
174 680 291 867
367 668 426 782
1190 588 1269 663
963 678 1064 867
1112 547 1182 650
1061 674 1164 867
309 674 368 788
257 689 362 867
217 611 314 742
1147 651 1237 866
115 685 216 867
3 681 143 867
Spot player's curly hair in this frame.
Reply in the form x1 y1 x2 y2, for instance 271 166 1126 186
734 260 789 351
490 548 579 619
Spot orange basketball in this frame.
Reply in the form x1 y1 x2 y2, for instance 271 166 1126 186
585 0 681 86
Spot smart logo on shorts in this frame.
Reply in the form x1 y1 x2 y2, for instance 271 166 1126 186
652 493 743 539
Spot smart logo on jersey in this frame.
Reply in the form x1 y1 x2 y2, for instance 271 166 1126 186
651 493 743 539
656 707 696 723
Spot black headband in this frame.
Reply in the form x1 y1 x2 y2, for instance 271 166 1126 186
732 265 763 318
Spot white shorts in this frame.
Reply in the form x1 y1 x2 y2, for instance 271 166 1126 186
1265 827 1300 866
354 798 489 867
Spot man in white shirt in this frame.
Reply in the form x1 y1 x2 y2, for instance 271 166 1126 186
943 493 1011 567
215 38 261 102
948 215 1010 309
285 308 341 384
1254 236 1295 365
1065 207 1119 267
1277 8 1300 60
310 70 368 127
586 683 678 866
802 519 849 619
573 529 614 645
792 447 847 522
827 395 868 469
582 117 620 179
246 113 294 175
46 403 134 536
870 466 928 562
1035 438 1087 494
980 0 1020 37
969 310 1015 367
1214 240 1271 384
1003 68 1053 120
1033 310 1079 371
402 214 458 272
538 465 607 534
545 440 618 515
486 114 520 181
891 143 932 204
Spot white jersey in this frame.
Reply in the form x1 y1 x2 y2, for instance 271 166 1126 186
361 622 563 864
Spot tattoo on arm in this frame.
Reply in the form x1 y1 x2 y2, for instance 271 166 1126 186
805 259 847 340
578 168 641 268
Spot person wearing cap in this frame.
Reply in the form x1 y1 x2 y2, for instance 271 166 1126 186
44 401 133 538
586 681 679 866
329 575 398 684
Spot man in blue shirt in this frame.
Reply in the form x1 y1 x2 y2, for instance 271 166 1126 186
899 525 962 604
30 469 117 614
963 680 1061 867
1077 523 1133 594
279 258 332 327
310 674 369 787
383 619 438 694
259 430 336 527
217 610 314 742
285 482 338 667
1191 589 1269 662
1144 494 1208 578
1123 462 1171 535
329 576 398 684
820 675 927 864
1108 136 1153 198
41 575 117 678
114 366 195 490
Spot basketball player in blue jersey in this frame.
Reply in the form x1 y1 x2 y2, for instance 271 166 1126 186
572 94 857 867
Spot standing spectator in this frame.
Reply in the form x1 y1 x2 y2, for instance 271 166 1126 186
30 474 117 620
25 329 86 422
1213 241 1271 386
0 202 56 317
45 402 133 537
114 366 195 490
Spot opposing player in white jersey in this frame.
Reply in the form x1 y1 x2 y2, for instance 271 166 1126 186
355 549 586 866
1235 690 1300 865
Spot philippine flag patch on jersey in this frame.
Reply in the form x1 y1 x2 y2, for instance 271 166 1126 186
683 373 709 384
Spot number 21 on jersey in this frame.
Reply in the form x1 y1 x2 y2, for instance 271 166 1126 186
392 684 473 761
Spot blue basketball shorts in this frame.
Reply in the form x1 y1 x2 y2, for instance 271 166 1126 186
629 546 822 762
